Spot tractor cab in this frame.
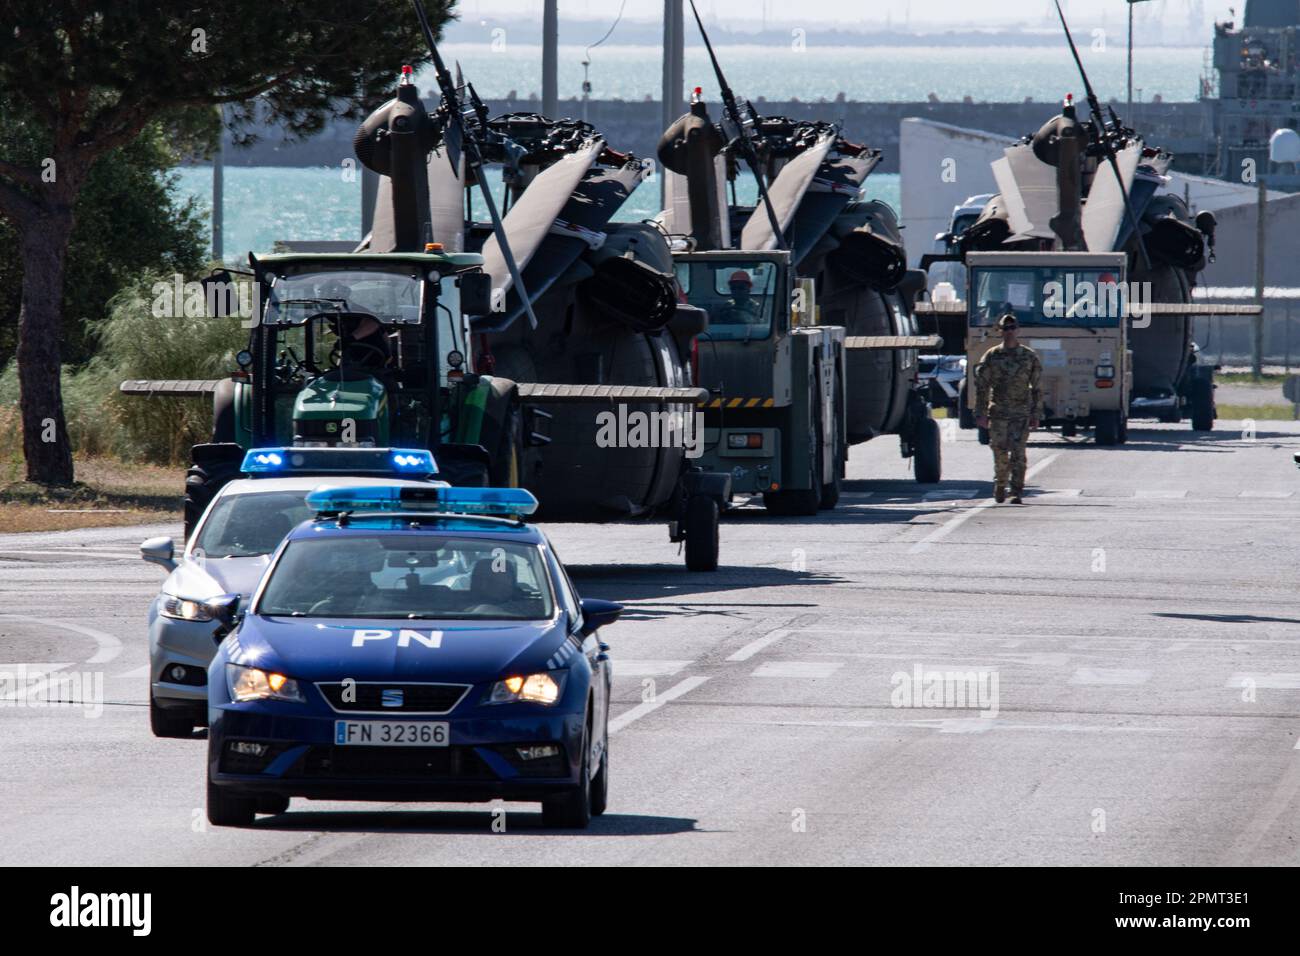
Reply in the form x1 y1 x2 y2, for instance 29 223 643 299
216 252 490 451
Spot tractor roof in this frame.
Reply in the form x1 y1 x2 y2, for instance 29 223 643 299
254 251 484 271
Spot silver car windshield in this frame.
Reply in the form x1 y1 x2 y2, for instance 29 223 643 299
193 491 315 559
256 535 556 621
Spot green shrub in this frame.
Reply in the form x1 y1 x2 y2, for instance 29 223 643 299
0 268 247 465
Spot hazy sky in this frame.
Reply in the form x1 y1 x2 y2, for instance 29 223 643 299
453 0 1241 30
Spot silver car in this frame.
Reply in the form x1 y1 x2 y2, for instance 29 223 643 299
140 474 436 737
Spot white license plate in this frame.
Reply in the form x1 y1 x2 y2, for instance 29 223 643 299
334 720 449 747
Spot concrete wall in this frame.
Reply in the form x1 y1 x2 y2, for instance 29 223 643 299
221 97 1215 175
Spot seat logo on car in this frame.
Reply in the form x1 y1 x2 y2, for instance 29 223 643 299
381 688 404 708
351 629 444 649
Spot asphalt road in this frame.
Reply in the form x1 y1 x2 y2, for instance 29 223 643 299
3 419 1299 865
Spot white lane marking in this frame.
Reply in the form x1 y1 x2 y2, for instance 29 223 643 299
114 664 153 680
922 488 979 501
1069 668 1151 685
1162 642 1190 653
751 661 842 679
608 676 709 735
0 549 138 559
910 452 1060 553
938 717 996 733
612 659 693 678
0 615 123 665
726 629 790 662
1294 738 1300 751
1135 489 1187 499
1225 672 1300 689
1239 491 1293 499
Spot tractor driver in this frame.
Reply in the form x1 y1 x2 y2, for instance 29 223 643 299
332 314 391 371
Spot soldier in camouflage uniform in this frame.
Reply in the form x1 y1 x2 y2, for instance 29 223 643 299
974 314 1043 504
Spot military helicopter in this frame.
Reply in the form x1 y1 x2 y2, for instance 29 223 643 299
656 0 944 487
921 1 1258 433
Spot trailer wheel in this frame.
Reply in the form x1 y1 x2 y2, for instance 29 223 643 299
1118 413 1129 444
958 382 976 429
1190 377 1214 432
913 416 942 483
1095 411 1120 446
683 495 719 571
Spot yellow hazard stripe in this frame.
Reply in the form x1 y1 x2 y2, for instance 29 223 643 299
699 397 777 408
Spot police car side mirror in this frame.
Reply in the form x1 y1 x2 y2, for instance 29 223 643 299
206 594 242 628
578 598 623 635
140 536 177 572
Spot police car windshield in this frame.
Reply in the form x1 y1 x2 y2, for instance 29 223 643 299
972 267 1124 328
675 260 777 341
256 535 555 621
194 491 315 559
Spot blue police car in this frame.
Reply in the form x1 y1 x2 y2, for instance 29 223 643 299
203 477 622 829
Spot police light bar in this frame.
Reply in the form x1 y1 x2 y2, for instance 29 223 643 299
305 484 539 518
241 447 438 476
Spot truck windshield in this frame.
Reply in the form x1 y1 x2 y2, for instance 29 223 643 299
675 260 778 341
971 267 1125 328
263 269 424 326
256 535 556 621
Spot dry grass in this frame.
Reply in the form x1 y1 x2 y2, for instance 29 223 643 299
0 455 180 534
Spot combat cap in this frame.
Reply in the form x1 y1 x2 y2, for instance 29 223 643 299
995 313 1019 330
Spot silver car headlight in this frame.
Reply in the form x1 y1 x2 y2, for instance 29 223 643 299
487 671 565 706
939 356 967 373
159 593 214 622
226 663 304 703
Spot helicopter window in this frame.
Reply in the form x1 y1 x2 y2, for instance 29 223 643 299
971 267 1124 329
675 260 777 341
263 269 424 326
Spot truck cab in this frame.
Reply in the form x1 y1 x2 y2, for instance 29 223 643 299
962 251 1131 445
674 248 846 514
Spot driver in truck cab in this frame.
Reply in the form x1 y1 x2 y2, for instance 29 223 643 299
717 270 762 324
334 314 391 371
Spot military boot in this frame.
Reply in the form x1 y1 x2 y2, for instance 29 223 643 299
994 485 1006 503
1010 487 1023 504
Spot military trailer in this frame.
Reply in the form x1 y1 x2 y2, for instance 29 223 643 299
674 249 847 515
960 251 1132 445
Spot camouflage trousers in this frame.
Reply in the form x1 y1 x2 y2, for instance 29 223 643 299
988 416 1031 492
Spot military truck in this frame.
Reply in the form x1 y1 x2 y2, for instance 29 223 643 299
958 250 1132 445
674 249 847 514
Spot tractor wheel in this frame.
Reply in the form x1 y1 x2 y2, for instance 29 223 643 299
184 444 244 542
913 416 942 484
683 495 719 572
1190 377 1215 432
211 377 237 444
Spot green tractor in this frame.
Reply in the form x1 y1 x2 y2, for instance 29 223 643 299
124 250 532 539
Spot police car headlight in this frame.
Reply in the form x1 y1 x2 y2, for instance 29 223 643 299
488 671 565 706
226 663 304 703
160 593 214 622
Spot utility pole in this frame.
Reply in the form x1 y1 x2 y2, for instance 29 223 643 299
212 106 224 263
1255 175 1266 379
542 0 558 119
661 0 684 206
1127 0 1155 114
